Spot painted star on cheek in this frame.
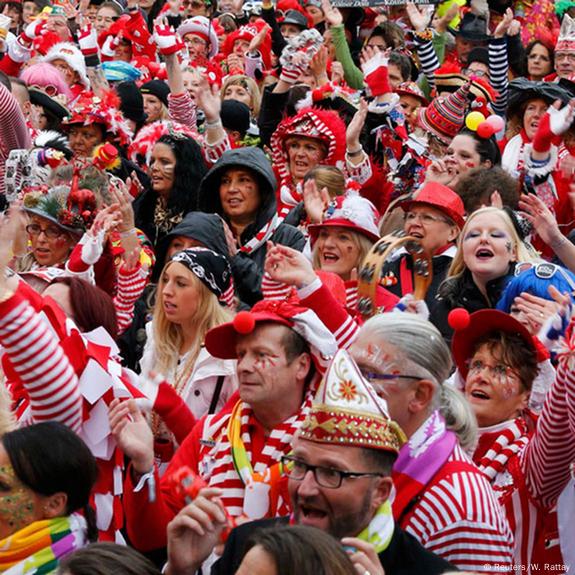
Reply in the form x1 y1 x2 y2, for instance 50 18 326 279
505 241 512 253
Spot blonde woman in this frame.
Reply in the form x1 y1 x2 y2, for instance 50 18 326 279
221 75 262 118
139 247 237 467
432 207 537 342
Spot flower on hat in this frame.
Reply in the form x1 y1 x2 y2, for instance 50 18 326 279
299 349 406 452
63 91 134 147
23 184 98 234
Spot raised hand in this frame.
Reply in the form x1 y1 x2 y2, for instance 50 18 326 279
518 193 561 248
195 74 221 122
264 242 317 287
493 8 513 39
77 21 99 58
154 17 185 56
108 398 155 474
405 2 431 32
166 489 228 575
346 98 368 152
321 0 343 27
302 178 330 224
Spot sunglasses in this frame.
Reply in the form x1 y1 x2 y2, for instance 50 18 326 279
514 262 575 292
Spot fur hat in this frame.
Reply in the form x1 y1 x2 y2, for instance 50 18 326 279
43 42 90 88
177 16 219 59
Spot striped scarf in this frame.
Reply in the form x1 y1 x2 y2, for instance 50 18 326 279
0 514 87 574
239 214 282 255
473 418 531 483
199 393 314 519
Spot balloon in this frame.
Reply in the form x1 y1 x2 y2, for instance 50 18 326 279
477 122 495 138
465 111 486 131
485 114 505 132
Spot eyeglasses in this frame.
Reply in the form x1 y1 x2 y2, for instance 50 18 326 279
405 212 451 225
514 262 575 292
555 52 575 63
26 223 64 238
467 359 518 380
281 456 382 489
462 67 489 78
361 371 422 382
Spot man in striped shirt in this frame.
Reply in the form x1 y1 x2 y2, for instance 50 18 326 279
163 349 456 575
350 313 514 572
114 293 354 553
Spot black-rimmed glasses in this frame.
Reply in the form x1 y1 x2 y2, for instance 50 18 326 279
281 455 383 489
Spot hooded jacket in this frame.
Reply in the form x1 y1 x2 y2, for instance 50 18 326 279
199 147 305 306
153 212 230 281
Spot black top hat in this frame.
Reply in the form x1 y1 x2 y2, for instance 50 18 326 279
450 13 489 43
29 88 69 120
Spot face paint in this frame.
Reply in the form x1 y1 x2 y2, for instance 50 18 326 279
505 241 512 253
353 344 402 375
0 464 37 537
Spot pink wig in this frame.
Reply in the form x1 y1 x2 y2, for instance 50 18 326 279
20 63 73 102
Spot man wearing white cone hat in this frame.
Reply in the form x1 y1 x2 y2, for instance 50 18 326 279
163 349 456 575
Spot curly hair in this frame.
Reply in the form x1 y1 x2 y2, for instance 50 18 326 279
156 134 208 215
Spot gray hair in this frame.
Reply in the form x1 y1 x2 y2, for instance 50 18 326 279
360 312 452 385
359 313 477 449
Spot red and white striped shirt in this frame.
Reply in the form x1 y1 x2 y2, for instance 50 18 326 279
473 347 575 573
401 443 514 572
0 291 82 433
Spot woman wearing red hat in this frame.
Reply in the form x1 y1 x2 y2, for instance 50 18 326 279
450 306 575 570
270 105 372 218
432 206 536 342
379 182 464 313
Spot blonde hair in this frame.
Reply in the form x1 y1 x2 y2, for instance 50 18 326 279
303 165 346 199
312 228 374 276
152 261 232 376
221 75 262 117
447 207 535 280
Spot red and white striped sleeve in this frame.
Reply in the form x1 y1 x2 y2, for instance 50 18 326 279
168 91 197 131
523 351 575 508
0 291 82 433
299 279 359 350
261 273 293 301
113 264 149 335
405 446 514 572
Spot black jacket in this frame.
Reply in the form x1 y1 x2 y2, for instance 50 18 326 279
199 147 305 306
431 266 516 344
380 249 455 314
211 517 457 575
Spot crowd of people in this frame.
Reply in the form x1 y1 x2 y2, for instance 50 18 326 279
0 0 574 572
